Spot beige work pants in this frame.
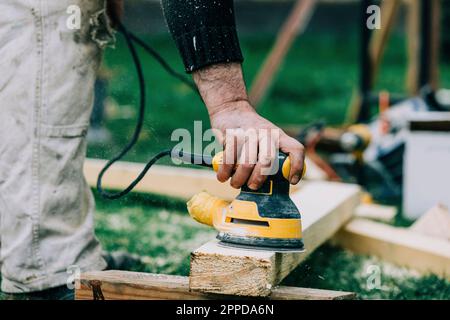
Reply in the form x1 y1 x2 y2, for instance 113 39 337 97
0 0 111 293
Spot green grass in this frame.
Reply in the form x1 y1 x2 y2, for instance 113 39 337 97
93 193 450 300
284 245 450 300
94 193 216 276
90 31 450 162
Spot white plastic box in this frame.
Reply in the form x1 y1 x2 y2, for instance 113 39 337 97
403 112 450 220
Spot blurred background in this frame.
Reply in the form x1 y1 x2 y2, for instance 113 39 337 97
87 0 450 299
88 0 450 162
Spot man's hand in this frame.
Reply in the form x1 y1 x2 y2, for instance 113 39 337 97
193 63 305 191
107 0 124 27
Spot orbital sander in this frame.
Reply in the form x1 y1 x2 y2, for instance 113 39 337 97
173 150 306 252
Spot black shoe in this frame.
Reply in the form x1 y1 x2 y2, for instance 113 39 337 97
1 285 74 300
102 251 146 271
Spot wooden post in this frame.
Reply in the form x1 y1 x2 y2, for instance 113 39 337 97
369 0 401 85
406 0 420 95
429 0 441 90
346 0 401 124
405 0 441 94
249 0 316 108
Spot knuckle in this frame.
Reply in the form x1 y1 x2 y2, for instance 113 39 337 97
222 163 234 171
239 163 255 171
292 143 304 153
284 137 304 151
291 164 301 173
259 155 273 167
291 159 302 168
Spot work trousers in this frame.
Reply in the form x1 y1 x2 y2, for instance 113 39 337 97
0 0 111 292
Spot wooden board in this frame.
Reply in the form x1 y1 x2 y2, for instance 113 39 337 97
332 218 450 279
75 270 355 300
84 158 239 201
189 181 361 296
304 156 328 181
410 204 450 241
354 203 397 222
83 157 324 201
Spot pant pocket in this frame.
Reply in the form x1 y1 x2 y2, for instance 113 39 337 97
39 0 107 138
40 124 89 138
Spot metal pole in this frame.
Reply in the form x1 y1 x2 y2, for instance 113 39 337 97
419 0 432 89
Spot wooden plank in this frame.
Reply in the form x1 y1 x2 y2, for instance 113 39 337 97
189 181 361 296
304 156 328 181
354 203 397 222
405 0 420 95
267 286 355 300
332 218 450 279
75 270 355 300
369 0 401 86
249 0 316 107
410 204 450 241
84 158 239 201
76 271 206 300
83 157 323 201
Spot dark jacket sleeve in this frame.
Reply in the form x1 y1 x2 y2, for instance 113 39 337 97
161 0 244 73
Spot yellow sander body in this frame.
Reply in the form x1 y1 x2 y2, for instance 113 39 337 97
187 152 305 252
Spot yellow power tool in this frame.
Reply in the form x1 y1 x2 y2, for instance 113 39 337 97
99 148 305 252
173 150 306 252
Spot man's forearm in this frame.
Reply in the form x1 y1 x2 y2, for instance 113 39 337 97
193 63 250 116
161 0 243 73
162 1 305 188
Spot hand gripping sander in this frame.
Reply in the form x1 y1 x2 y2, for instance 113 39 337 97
174 151 306 252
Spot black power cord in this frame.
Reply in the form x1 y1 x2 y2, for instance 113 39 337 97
128 33 198 93
96 23 199 200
